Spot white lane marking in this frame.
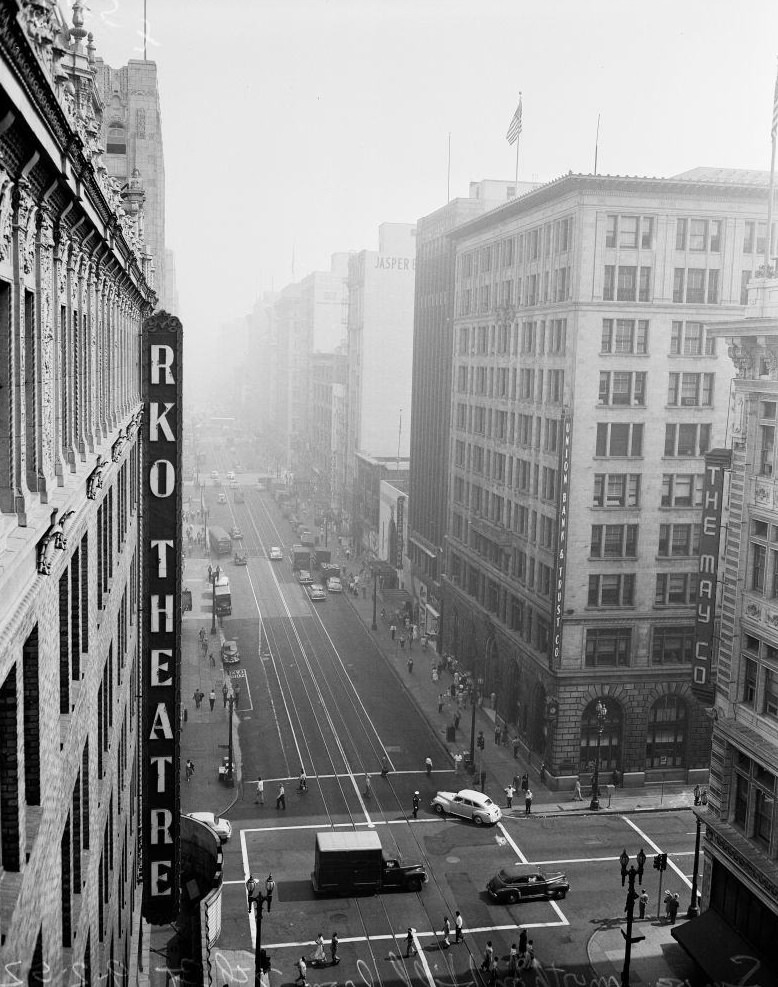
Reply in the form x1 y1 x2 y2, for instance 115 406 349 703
239 817 448 835
262 922 566 950
532 850 695 866
411 930 436 987
621 815 692 889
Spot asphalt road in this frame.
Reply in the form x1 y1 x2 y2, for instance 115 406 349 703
186 441 703 987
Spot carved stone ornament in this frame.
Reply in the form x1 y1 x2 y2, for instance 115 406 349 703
754 482 772 505
0 178 13 263
745 602 762 620
761 347 778 379
37 507 75 575
728 343 754 379
86 455 108 499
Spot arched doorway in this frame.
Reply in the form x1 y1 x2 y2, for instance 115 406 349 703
579 699 623 773
645 694 688 769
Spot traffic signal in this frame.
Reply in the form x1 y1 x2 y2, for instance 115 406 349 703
653 853 668 871
653 854 661 870
259 949 272 973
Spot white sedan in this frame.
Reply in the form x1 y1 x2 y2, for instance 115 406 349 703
308 583 326 601
431 788 502 825
326 576 343 593
297 569 313 584
269 546 283 560
186 811 232 843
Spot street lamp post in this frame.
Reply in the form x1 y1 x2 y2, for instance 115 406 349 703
589 699 608 811
618 848 647 987
246 874 275 987
687 813 702 917
211 569 217 635
371 569 378 630
227 695 234 785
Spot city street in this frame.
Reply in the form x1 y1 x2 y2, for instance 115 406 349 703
180 443 704 986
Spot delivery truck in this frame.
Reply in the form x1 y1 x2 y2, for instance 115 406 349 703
311 831 427 896
314 548 332 568
291 544 312 572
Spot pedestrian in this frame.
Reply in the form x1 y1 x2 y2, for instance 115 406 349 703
518 928 527 956
209 689 215 711
313 933 326 965
525 788 533 815
407 655 413 673
494 723 502 745
295 957 308 987
193 690 202 710
612 768 621 788
185 759 195 782
669 893 680 925
298 767 307 792
222 683 228 708
331 932 340 965
412 791 420 819
441 915 451 948
405 927 417 957
513 737 520 760
454 910 464 943
638 888 648 919
255 776 264 805
504 783 515 809
573 779 583 800
488 954 499 986
664 889 673 922
381 756 390 778
425 755 433 776
390 623 396 640
363 772 372 798
524 941 536 971
540 761 546 783
480 940 494 971
438 693 444 713
400 635 406 650
209 651 215 667
454 711 461 731
234 685 241 707
277 784 286 810
208 563 213 583
693 784 701 806
521 772 529 791
508 943 519 977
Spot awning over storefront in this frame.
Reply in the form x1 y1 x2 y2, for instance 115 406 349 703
672 911 775 984
425 605 440 621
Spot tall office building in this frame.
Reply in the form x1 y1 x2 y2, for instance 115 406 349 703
444 169 771 784
410 180 536 644
1 3 155 977
671 275 778 982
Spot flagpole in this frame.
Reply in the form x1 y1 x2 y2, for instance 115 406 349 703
515 131 520 187
447 132 451 203
594 114 601 176
766 134 776 269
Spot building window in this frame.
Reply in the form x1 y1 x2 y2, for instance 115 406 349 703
743 221 767 255
673 268 720 304
655 572 698 605
651 626 694 664
616 266 637 301
592 473 641 508
603 266 615 301
588 573 636 607
754 788 774 847
751 542 767 593
106 123 126 155
595 423 643 457
599 371 646 406
764 669 778 718
645 695 687 768
660 473 704 508
675 219 687 251
585 628 631 667
733 773 750 829
743 656 758 706
759 424 775 476
658 523 700 557
670 320 715 356
591 524 638 558
639 266 652 302
663 423 711 457
601 318 648 354
667 372 714 407
579 700 622 772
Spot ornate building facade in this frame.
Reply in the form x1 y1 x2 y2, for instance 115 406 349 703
0 2 154 978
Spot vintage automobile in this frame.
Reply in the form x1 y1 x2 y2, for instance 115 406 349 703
308 583 326 601
220 640 240 664
297 569 313 584
269 546 283 561
186 811 232 843
486 863 570 904
431 788 502 825
229 526 243 539
234 552 248 566
326 576 343 593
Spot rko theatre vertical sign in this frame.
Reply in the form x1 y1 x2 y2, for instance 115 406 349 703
141 312 183 922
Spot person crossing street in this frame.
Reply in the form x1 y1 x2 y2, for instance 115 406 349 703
412 791 420 819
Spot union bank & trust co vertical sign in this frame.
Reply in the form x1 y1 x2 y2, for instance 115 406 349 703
552 413 572 667
692 448 731 704
141 312 183 923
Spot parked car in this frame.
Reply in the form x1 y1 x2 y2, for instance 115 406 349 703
486 863 569 904
210 469 219 479
220 640 240 664
269 546 283 560
321 562 341 577
229 526 243 539
217 492 227 504
186 812 232 844
227 471 235 481
297 569 313 584
326 576 343 593
308 583 326 601
431 788 502 825
234 552 247 566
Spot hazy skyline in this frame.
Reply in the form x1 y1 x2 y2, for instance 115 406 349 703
85 0 778 340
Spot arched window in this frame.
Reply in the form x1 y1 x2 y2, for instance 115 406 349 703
579 700 622 772
645 695 687 768
106 122 126 155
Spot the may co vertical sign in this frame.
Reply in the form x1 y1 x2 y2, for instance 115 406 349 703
141 311 183 923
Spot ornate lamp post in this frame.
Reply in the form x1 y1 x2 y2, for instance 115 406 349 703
589 699 608 811
618 848 647 987
226 694 235 785
246 874 276 987
687 812 703 917
210 568 217 635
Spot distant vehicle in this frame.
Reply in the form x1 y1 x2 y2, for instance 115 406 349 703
220 639 240 663
234 552 247 566
209 526 232 556
217 492 227 504
229 525 243 540
297 569 313 585
186 812 232 844
321 562 341 577
214 576 232 616
314 548 332 567
311 830 426 897
308 583 326 601
486 863 570 904
291 545 312 571
269 546 283 561
431 789 502 825
210 469 219 479
300 529 316 548
227 471 235 481
326 576 342 593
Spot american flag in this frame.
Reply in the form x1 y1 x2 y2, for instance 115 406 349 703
506 95 523 146
772 65 778 140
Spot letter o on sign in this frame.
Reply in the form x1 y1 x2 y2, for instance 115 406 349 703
150 460 176 498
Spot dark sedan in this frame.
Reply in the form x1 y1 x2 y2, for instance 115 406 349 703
486 863 569 904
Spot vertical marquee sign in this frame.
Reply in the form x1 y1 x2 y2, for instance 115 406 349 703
552 412 572 668
396 495 405 570
692 447 731 704
141 311 183 923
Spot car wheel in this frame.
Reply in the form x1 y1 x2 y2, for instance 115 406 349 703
407 877 422 892
555 888 567 900
434 804 445 816
507 891 519 904
473 815 484 826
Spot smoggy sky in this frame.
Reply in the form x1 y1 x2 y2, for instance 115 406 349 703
83 0 778 342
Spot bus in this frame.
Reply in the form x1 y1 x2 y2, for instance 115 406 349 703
214 576 232 616
209 526 232 556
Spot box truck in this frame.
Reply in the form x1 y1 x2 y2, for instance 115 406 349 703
311 831 426 896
